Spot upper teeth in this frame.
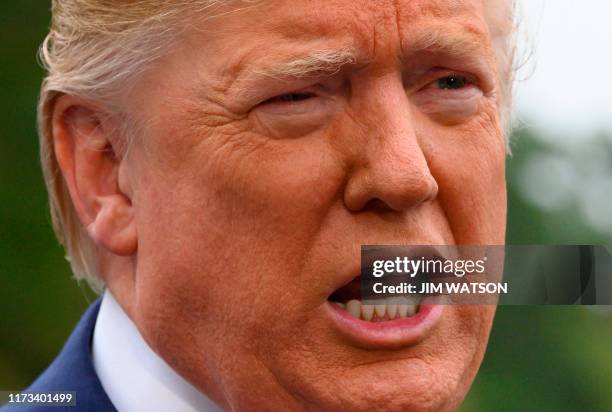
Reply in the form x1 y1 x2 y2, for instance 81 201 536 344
338 297 420 321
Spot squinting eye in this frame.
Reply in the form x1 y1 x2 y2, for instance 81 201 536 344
265 92 315 104
436 75 468 90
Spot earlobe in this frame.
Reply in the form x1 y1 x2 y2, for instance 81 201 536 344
86 194 138 256
52 95 138 257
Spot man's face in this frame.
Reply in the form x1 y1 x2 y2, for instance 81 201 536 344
122 0 507 410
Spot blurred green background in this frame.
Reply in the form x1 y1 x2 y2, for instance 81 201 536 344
1 2 611 411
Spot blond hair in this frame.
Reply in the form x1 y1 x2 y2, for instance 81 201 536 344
38 1 217 291
38 0 518 291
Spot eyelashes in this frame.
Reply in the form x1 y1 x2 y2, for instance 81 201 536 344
263 92 315 104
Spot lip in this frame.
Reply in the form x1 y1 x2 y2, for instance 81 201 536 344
325 296 445 349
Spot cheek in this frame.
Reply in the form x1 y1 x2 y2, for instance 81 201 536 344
132 131 346 335
424 114 507 244
438 304 497 397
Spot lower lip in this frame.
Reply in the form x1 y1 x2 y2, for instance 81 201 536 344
325 298 445 349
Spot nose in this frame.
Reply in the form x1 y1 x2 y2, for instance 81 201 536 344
343 76 439 213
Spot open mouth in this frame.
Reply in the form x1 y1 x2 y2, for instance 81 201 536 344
327 276 422 322
323 249 448 347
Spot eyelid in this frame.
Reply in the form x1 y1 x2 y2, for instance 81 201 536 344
411 76 484 124
253 90 333 118
253 73 347 107
250 88 337 139
260 91 316 105
253 83 321 108
404 68 479 93
424 70 479 91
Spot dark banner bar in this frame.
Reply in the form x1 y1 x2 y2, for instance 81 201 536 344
361 245 612 305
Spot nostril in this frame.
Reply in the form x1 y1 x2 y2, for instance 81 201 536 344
362 198 395 213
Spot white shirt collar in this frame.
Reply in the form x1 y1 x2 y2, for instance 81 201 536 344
92 291 221 412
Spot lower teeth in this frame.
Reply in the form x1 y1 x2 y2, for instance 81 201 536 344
335 298 419 321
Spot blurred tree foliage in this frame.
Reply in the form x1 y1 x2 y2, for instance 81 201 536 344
464 129 612 411
1 3 611 411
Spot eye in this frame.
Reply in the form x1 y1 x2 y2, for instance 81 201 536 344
263 92 315 104
435 75 469 90
412 72 484 123
251 89 335 138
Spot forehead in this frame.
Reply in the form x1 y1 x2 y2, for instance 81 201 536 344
180 0 495 81
204 0 489 45
135 0 499 114
176 0 495 81
267 0 486 32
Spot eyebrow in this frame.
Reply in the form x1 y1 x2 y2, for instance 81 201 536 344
248 47 359 80
402 25 493 66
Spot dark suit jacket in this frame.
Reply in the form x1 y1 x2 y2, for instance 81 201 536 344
1 299 117 411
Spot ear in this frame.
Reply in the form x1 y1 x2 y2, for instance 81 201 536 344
52 95 137 256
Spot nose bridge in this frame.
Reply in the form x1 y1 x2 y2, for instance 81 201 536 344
344 75 438 212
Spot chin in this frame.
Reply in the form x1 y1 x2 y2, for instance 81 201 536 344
308 305 492 411
305 362 467 412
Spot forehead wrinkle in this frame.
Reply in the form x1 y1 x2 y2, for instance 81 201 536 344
406 24 490 59
264 2 374 43
187 1 376 103
398 0 482 21
399 21 496 73
394 0 496 60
